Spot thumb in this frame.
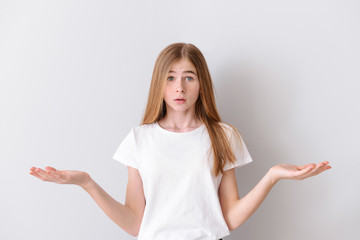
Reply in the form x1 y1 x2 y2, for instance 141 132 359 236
297 163 315 171
293 165 314 177
45 166 57 171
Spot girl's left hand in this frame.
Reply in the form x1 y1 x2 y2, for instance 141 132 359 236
269 161 331 183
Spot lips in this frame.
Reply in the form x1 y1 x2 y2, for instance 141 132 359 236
174 98 186 103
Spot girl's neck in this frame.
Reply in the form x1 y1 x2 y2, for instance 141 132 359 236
158 114 203 133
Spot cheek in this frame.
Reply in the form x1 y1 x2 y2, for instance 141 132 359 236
193 84 200 97
163 86 171 98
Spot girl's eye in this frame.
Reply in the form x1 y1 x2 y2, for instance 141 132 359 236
167 76 175 81
185 76 193 81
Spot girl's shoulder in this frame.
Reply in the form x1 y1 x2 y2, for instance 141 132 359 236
218 121 232 129
219 121 237 134
130 122 157 134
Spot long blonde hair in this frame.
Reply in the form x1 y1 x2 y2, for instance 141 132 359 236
141 43 243 177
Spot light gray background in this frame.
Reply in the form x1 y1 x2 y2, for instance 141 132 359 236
1 0 359 239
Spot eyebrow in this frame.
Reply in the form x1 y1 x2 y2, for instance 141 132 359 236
168 70 197 76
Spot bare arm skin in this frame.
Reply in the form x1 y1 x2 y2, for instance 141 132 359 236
218 161 331 231
29 166 145 237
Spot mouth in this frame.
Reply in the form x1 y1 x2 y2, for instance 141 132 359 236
174 98 186 103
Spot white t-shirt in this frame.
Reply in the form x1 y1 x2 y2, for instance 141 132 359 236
113 122 253 240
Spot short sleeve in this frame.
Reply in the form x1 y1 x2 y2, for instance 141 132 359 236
223 127 253 171
113 128 138 169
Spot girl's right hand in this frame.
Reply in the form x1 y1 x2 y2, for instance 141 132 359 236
29 166 91 188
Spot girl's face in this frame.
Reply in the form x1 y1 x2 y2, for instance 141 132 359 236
163 58 200 115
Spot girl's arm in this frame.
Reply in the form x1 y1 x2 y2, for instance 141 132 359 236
218 161 331 231
29 166 145 237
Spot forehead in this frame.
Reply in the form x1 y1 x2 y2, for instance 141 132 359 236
168 58 197 74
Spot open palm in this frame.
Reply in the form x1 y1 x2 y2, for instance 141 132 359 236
270 161 331 181
30 166 90 186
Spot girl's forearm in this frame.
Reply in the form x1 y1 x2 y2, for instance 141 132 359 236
227 169 277 231
226 161 329 231
81 177 142 236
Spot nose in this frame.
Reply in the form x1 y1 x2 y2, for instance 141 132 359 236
176 79 185 93
176 87 185 93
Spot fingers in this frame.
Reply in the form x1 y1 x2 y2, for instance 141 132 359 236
297 161 331 180
36 167 50 179
45 166 56 171
316 165 331 175
29 167 48 181
295 165 314 176
289 165 314 180
297 163 316 171
312 161 331 176
44 166 61 178
29 166 59 182
29 168 43 179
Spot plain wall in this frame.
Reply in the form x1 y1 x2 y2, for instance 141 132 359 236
1 0 359 239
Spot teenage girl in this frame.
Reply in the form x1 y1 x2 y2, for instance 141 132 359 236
30 43 331 240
